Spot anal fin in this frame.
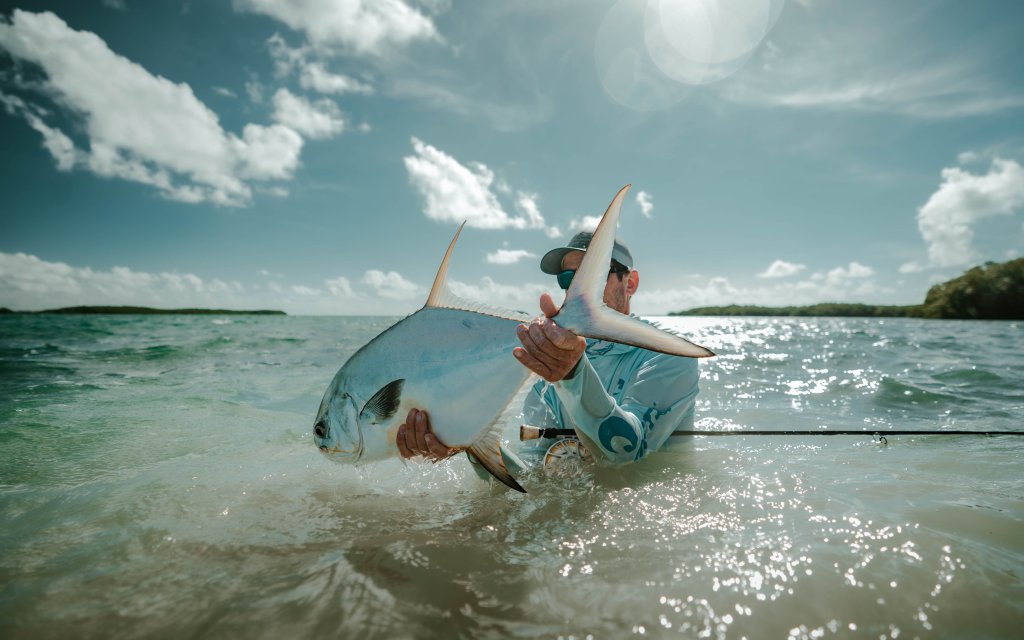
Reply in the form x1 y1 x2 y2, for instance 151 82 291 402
467 422 526 493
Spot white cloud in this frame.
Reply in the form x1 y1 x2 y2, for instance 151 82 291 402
252 4 550 133
636 190 654 218
514 192 544 229
0 251 438 314
362 269 422 300
822 262 874 286
213 86 237 98
1 93 78 171
325 275 354 297
486 249 536 265
569 216 603 232
267 32 305 76
266 33 373 95
448 277 549 313
271 88 345 139
633 263 891 315
957 150 980 165
300 61 373 95
233 123 304 181
903 157 1024 270
0 10 304 206
236 0 439 57
721 25 1024 119
757 259 806 279
403 137 559 235
245 80 264 104
0 251 250 310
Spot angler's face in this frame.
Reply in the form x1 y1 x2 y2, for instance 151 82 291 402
313 384 363 462
560 251 638 315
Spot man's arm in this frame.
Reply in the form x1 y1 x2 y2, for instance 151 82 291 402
553 351 698 464
514 293 699 464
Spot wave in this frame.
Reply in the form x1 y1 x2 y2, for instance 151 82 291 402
873 377 968 408
931 368 1005 385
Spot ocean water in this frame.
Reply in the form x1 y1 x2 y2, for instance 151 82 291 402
1 314 1022 639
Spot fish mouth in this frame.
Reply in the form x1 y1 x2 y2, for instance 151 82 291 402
314 419 364 462
318 441 362 460
319 445 363 461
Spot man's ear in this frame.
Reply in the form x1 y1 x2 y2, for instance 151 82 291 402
626 270 639 295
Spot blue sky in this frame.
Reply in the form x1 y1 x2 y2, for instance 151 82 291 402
1 0 1023 315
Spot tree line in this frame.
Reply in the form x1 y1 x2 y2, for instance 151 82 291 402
671 257 1024 320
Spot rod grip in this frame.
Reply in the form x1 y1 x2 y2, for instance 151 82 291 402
519 424 543 441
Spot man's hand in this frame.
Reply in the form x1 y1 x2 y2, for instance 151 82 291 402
396 408 456 461
513 292 587 383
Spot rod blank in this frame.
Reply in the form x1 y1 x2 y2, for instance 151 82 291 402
519 425 1024 441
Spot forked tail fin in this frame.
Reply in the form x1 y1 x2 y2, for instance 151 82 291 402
556 185 715 358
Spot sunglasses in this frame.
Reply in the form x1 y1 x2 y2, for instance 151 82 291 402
557 263 630 290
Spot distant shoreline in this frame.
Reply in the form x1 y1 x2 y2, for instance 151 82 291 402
670 303 920 318
0 306 286 315
671 257 1023 321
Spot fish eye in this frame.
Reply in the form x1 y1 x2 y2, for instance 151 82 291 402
314 421 327 439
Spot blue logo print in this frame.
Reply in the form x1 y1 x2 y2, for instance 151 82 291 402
598 415 638 454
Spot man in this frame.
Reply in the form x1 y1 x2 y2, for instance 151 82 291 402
397 231 700 470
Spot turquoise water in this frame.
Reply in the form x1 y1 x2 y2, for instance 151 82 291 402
1 315 1022 638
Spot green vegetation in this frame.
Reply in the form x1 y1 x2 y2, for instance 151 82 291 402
0 306 286 315
917 258 1024 319
671 257 1024 320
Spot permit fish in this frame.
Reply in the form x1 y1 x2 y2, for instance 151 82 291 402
313 185 714 492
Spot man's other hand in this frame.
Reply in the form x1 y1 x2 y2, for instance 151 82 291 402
513 292 587 383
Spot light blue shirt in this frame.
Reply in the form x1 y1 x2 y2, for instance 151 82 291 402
469 319 700 478
521 326 700 465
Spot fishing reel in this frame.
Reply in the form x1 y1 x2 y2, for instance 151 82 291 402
543 436 591 469
521 424 593 473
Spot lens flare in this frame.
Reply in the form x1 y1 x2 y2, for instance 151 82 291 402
595 0 787 110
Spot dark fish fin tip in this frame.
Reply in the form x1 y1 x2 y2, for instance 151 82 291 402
468 423 526 493
360 378 405 423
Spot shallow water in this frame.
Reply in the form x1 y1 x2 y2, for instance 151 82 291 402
1 315 1022 639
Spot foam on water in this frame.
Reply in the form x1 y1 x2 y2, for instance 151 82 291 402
1 315 1022 638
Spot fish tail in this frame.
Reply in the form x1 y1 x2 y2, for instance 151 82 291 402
556 185 715 359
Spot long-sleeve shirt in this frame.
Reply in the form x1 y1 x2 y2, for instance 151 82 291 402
468 319 700 478
521 328 700 464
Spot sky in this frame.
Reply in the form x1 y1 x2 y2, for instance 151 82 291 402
1 0 1023 315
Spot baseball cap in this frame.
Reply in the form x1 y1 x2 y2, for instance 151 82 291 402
539 231 634 275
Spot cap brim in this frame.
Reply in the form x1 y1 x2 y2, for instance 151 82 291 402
540 247 580 274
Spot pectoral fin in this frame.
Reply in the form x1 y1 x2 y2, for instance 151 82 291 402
468 421 526 493
360 379 404 424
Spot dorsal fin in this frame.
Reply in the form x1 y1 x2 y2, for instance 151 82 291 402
426 221 465 308
423 221 533 323
555 185 715 358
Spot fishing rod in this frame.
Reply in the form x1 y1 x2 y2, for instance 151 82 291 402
520 425 1024 445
